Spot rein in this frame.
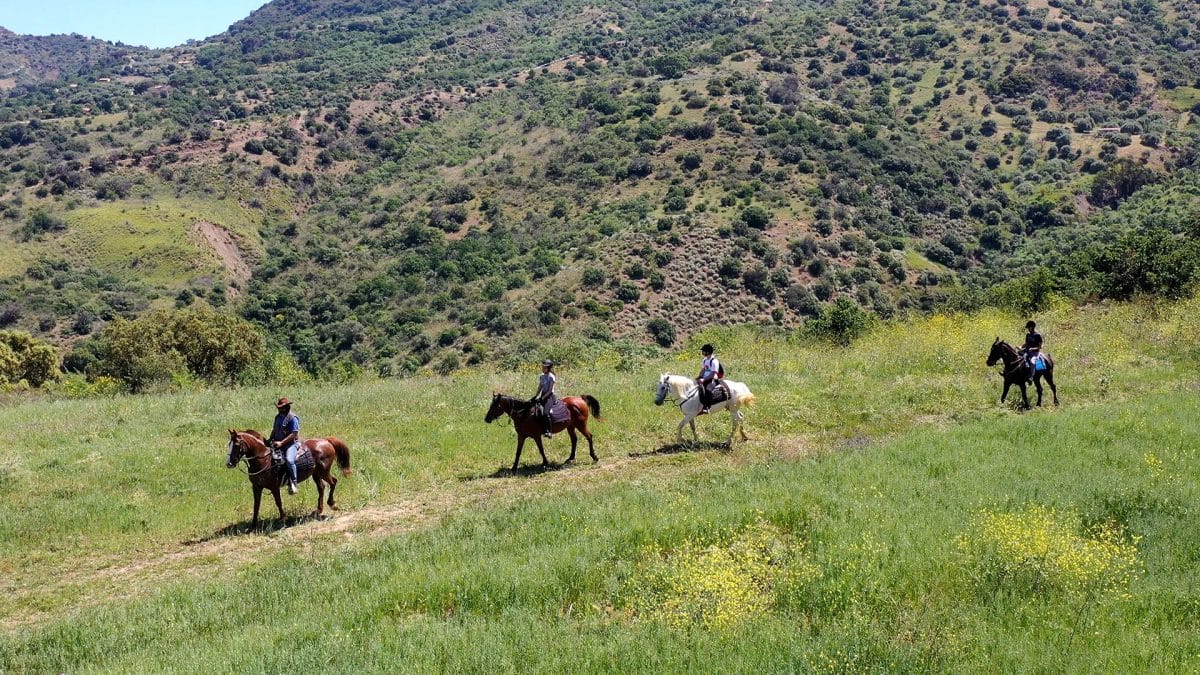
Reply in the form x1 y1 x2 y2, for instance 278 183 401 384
994 343 1026 379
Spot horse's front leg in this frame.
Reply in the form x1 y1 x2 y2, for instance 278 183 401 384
271 488 285 521
1000 381 1011 404
250 485 263 530
1034 376 1044 407
512 435 526 472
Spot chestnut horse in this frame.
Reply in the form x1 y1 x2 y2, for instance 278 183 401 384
484 394 601 471
987 339 1058 409
226 430 351 529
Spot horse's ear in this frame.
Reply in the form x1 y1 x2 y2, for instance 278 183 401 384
993 337 999 344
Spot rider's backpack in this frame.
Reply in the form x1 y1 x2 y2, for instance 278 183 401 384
717 362 725 378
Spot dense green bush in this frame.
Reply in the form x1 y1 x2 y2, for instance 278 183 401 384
805 297 873 345
0 331 60 388
97 304 265 391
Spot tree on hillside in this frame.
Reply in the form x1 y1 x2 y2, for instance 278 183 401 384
0 331 60 388
1090 160 1159 208
98 304 264 391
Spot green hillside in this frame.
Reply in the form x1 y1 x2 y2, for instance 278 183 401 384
1 300 1199 670
0 0 1199 378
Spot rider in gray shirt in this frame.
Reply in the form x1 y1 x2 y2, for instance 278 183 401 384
533 360 557 438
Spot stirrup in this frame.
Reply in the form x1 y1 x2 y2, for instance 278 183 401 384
288 481 298 495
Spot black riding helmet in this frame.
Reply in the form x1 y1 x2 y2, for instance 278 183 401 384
1026 320 1037 330
541 359 554 369
700 344 714 355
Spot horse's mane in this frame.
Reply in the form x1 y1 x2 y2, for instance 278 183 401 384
242 429 265 440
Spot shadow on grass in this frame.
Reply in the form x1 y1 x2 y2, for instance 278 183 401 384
629 440 731 458
457 461 573 482
185 510 330 543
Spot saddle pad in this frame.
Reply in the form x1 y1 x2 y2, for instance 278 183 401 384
710 383 730 404
548 401 570 425
295 446 315 474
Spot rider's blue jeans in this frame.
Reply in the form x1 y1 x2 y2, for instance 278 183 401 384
285 442 299 482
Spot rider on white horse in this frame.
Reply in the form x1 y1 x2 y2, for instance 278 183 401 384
696 344 721 415
655 372 756 446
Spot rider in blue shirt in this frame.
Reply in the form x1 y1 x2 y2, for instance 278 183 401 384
270 397 301 494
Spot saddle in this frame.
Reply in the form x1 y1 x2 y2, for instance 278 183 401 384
270 445 314 484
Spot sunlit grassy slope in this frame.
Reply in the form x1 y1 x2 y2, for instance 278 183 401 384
2 298 1200 671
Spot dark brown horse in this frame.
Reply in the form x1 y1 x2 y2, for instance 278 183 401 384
484 394 601 471
226 430 351 529
987 339 1059 409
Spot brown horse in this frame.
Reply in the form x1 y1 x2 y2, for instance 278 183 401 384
226 430 351 529
987 339 1059 409
484 394 601 471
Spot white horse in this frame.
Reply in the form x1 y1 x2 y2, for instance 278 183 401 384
654 373 757 446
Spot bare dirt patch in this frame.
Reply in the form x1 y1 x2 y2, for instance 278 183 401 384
193 221 252 293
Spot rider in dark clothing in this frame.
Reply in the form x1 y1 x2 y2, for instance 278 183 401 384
269 397 301 495
1018 320 1044 379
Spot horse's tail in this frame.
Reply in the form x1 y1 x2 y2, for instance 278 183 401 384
328 437 351 476
583 395 603 421
738 392 757 407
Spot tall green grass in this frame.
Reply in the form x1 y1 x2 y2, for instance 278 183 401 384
2 299 1200 670
2 390 1197 672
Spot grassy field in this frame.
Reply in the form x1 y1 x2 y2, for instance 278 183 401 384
2 299 1200 671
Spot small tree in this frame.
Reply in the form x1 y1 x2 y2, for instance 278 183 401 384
646 318 676 347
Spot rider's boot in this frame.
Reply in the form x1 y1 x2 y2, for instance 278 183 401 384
288 480 298 495
542 417 553 438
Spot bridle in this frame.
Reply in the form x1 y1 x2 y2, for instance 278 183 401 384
228 434 275 477
657 377 698 408
991 342 1026 379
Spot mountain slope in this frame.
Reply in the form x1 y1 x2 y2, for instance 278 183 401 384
0 0 1198 375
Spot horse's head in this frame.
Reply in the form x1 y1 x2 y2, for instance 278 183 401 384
226 429 245 468
655 373 671 405
226 429 266 468
484 393 506 423
986 338 1010 367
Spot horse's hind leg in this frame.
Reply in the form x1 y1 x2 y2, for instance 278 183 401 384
583 423 597 462
734 407 749 441
326 472 338 510
1046 371 1059 405
313 474 326 517
1034 377 1044 407
566 427 579 463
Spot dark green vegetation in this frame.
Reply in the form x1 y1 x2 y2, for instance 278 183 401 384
1 301 1199 672
1 0 1199 381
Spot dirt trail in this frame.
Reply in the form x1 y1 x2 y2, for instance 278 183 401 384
193 221 251 292
2 437 797 630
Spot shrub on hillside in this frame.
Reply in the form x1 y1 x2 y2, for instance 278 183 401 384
0 331 60 388
646 318 676 347
805 297 873 345
97 304 265 391
1090 160 1159 208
